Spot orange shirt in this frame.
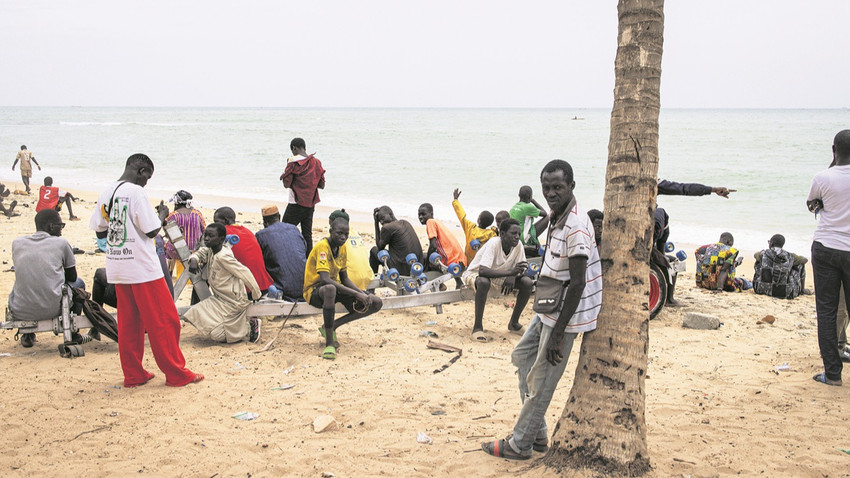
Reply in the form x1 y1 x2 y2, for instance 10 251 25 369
426 218 466 267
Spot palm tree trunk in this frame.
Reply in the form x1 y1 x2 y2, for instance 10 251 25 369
542 0 664 475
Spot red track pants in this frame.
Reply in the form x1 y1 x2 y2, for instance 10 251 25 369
116 279 196 387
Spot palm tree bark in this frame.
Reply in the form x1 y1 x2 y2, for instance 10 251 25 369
542 0 664 475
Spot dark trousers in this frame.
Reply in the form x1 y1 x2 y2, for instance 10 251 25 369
283 203 315 256
811 241 850 381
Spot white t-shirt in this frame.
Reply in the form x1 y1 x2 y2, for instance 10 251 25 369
286 154 308 204
538 199 602 333
463 236 526 277
89 181 165 284
808 164 850 251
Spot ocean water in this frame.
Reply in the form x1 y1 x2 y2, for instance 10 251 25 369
1 107 847 255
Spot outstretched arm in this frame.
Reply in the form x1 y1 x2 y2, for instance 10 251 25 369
710 187 732 198
31 157 41 169
11 159 18 171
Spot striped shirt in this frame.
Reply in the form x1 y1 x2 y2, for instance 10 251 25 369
538 198 602 333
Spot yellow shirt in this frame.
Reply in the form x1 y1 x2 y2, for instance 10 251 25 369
303 237 348 303
452 199 498 265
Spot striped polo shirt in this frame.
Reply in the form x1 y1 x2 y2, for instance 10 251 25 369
538 198 602 333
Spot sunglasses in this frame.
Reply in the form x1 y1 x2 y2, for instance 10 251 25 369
52 223 66 229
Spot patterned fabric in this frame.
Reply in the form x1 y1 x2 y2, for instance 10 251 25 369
695 242 740 291
164 209 206 260
753 247 803 299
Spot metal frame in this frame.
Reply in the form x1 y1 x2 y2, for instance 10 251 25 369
163 219 211 302
1 285 93 357
246 287 474 318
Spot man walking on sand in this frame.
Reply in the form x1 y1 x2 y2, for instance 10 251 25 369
808 129 850 387
90 153 203 388
12 145 41 194
280 137 326 255
482 159 601 460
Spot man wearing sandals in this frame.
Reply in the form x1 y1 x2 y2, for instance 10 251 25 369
462 218 531 337
304 215 383 360
808 129 850 387
482 159 602 460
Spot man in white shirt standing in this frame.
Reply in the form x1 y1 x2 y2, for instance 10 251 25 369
90 153 202 388
482 159 602 460
807 129 850 387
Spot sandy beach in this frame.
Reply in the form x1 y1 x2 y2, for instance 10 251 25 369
1 185 848 478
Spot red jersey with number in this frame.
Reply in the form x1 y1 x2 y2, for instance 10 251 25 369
36 186 60 212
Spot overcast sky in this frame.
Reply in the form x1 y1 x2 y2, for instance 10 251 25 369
1 1 847 108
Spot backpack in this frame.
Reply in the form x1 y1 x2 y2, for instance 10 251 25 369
753 248 799 299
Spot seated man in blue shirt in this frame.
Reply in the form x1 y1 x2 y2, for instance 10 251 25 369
255 205 306 300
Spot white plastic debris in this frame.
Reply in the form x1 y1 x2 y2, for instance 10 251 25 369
232 411 259 421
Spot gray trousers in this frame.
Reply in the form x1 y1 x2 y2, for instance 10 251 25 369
508 314 576 455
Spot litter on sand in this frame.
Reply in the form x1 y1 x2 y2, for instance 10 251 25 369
232 411 259 421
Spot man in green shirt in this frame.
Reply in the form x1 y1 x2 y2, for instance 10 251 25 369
509 185 548 257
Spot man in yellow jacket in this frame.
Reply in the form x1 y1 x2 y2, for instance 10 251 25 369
452 188 499 265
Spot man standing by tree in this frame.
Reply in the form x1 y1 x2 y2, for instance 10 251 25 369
280 137 325 255
90 153 202 388
808 129 850 387
481 160 602 460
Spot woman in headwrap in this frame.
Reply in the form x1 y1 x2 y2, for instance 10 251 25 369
164 190 207 269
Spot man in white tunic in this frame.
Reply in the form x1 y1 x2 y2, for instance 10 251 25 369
183 223 262 344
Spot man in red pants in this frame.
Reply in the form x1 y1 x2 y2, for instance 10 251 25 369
89 153 203 388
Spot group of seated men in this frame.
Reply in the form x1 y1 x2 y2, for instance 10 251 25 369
5 184 555 360
692 231 808 300
11 182 841 366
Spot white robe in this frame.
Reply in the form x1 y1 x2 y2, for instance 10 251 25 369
183 246 261 343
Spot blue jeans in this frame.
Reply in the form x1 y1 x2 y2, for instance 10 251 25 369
508 314 576 455
811 241 850 381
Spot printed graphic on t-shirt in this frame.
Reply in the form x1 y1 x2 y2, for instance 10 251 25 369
107 197 129 247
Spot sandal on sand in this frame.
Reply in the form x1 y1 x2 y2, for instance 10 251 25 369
508 323 525 335
481 438 531 460
812 373 842 386
322 345 337 360
125 373 155 388
506 433 548 453
472 331 491 343
318 327 340 348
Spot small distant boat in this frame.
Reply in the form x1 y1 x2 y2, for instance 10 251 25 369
572 116 585 120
